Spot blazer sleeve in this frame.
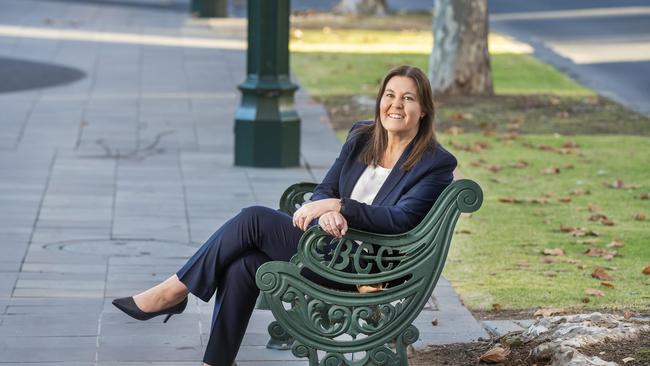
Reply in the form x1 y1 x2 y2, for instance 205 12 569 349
340 151 457 234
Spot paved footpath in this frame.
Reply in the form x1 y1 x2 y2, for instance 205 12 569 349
0 0 489 364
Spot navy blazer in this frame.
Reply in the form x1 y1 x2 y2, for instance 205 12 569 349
311 121 457 234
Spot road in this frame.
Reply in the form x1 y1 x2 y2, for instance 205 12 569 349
489 0 650 118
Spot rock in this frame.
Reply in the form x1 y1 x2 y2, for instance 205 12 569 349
552 345 617 366
522 312 650 366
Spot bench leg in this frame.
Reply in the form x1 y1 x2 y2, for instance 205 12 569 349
266 321 294 350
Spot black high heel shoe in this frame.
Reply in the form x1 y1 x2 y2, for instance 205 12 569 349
112 296 188 323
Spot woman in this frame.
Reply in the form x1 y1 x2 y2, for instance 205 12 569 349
112 65 457 366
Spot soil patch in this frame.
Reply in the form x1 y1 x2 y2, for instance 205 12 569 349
408 330 650 366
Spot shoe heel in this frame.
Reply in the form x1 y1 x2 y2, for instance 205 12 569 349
163 314 173 323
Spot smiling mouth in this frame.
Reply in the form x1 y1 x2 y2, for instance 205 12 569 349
387 113 404 119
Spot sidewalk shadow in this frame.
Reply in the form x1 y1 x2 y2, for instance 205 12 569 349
0 56 86 93
35 0 189 13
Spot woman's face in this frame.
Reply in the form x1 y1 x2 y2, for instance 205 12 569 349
379 75 423 139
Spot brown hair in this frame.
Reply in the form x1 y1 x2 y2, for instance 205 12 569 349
356 65 437 171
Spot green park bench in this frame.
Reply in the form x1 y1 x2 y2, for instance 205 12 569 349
255 179 483 365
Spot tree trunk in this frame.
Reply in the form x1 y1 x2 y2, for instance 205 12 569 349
428 0 493 96
333 0 388 15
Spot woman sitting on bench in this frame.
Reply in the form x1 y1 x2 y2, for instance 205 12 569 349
112 65 457 366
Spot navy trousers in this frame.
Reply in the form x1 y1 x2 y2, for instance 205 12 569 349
176 206 303 366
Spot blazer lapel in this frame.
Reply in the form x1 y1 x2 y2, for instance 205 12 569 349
341 159 367 198
372 143 413 205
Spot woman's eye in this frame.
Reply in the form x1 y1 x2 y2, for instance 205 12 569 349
404 96 414 101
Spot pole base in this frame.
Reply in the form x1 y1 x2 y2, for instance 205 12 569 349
234 118 300 167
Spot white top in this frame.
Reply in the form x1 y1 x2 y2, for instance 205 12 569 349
350 165 393 205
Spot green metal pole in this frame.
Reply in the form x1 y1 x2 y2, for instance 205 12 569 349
234 0 300 167
191 0 227 18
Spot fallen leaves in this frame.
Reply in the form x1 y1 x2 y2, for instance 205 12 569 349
601 281 614 288
499 196 549 204
443 126 464 135
606 240 624 248
570 189 591 196
585 288 605 297
499 197 522 204
576 238 599 245
517 260 530 268
543 248 565 256
431 317 438 326
584 247 619 261
639 192 649 200
522 142 580 155
560 226 599 237
510 160 529 169
479 345 511 363
534 308 565 317
448 139 490 153
643 266 650 275
541 166 560 175
591 267 612 281
487 164 502 173
632 213 646 221
603 180 641 189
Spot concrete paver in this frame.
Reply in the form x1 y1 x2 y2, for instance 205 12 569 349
0 0 488 364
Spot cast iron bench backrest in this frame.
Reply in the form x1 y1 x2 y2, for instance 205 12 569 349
256 179 482 365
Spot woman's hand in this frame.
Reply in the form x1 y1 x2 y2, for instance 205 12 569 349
318 211 348 238
292 199 341 231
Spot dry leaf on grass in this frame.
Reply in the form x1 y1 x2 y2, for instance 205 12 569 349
492 303 502 312
561 226 599 237
558 197 572 203
479 346 511 363
588 213 608 221
584 248 618 261
587 203 601 213
585 248 605 256
499 197 523 203
577 238 599 245
562 141 579 148
534 308 565 317
607 240 624 248
570 189 591 196
541 167 560 175
600 217 616 226
487 165 502 173
640 192 650 200
591 267 612 281
604 180 641 189
510 160 529 169
543 248 565 256
517 260 530 268
643 266 650 275
601 281 614 288
633 213 646 221
585 288 605 297
444 126 464 135
527 197 549 204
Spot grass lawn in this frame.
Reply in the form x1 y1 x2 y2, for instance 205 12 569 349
290 17 650 313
